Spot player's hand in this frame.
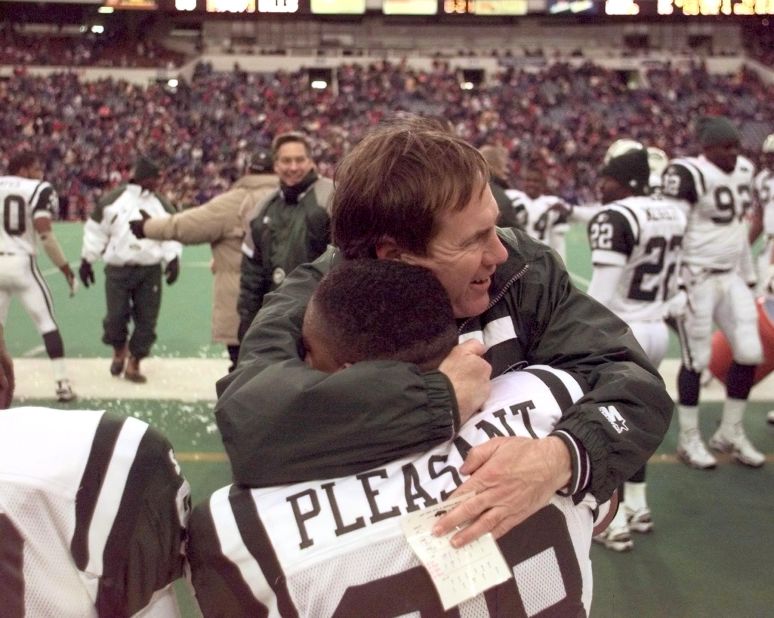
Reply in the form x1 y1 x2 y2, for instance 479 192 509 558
438 340 491 424
0 343 14 409
165 257 180 285
548 200 572 218
431 436 572 547
60 264 78 296
78 259 95 288
129 209 151 239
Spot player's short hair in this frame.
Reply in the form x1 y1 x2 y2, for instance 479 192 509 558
8 151 37 175
479 145 508 179
331 116 489 259
272 132 311 159
308 259 457 371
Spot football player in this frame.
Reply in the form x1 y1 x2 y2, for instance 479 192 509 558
188 259 611 617
662 116 764 468
756 134 774 294
506 160 571 261
0 151 77 402
0 406 191 617
0 324 14 408
586 146 687 551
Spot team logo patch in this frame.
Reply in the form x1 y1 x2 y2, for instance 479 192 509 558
272 267 286 285
598 405 628 434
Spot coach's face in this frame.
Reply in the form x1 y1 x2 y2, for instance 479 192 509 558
274 141 314 187
400 183 508 319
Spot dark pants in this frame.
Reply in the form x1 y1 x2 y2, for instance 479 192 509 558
102 264 162 360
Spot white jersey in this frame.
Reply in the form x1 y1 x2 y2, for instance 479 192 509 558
755 168 774 237
662 155 755 271
189 367 604 617
588 195 687 323
0 407 190 617
505 189 569 251
0 175 58 256
81 183 182 267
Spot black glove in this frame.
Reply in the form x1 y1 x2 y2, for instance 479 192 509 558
79 259 95 288
129 209 151 238
165 257 180 285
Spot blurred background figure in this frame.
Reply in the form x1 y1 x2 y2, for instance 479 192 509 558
479 144 521 228
79 155 182 383
130 148 278 372
0 151 77 402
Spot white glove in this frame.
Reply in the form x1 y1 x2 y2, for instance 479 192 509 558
663 290 689 319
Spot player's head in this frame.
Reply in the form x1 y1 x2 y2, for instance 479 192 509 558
479 145 509 181
132 154 161 189
247 148 273 175
302 259 457 373
646 147 669 189
603 139 644 165
598 147 650 204
762 133 774 170
521 159 548 199
7 151 42 178
331 116 489 260
697 116 739 173
272 132 314 188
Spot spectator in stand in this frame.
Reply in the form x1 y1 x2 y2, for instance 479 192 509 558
130 149 278 372
79 155 182 383
237 132 332 342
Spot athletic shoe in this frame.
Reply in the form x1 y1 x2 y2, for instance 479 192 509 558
56 379 76 403
625 506 654 533
677 430 717 469
709 424 765 468
768 410 774 425
593 523 633 552
124 355 147 384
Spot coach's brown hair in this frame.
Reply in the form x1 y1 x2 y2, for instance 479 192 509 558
331 116 489 259
271 132 312 159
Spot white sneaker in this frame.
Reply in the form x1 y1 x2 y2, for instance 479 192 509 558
55 379 76 403
677 430 717 469
767 410 774 425
709 424 765 468
593 522 633 552
625 506 654 533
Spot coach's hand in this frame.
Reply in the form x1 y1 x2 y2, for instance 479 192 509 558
439 340 491 425
129 209 151 239
432 435 572 547
165 257 180 285
79 259 95 288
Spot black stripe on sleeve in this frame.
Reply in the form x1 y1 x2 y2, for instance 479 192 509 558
521 367 574 413
229 486 299 618
0 513 25 618
71 413 125 570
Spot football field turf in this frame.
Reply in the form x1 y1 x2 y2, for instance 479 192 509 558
7 223 774 617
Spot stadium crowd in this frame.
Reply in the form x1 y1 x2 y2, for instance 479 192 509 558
0 58 771 217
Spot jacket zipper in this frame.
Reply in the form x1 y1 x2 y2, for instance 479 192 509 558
457 263 531 334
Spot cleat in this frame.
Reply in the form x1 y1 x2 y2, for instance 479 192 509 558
625 506 654 533
55 380 76 403
677 430 717 469
709 425 765 468
593 523 633 552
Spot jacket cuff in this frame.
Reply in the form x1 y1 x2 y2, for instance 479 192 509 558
550 429 591 498
422 370 459 436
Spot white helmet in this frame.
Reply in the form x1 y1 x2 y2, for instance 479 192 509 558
604 139 644 165
647 147 669 177
763 134 774 153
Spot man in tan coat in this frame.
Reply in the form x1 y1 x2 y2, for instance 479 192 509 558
130 150 278 371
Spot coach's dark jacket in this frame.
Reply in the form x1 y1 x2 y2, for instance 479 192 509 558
215 228 673 502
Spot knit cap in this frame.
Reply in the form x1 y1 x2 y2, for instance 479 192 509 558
697 116 739 147
248 148 273 173
132 155 160 182
600 147 650 195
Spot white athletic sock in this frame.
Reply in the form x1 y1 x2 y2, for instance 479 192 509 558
609 505 629 530
624 481 648 512
720 398 746 432
677 405 700 434
52 358 67 382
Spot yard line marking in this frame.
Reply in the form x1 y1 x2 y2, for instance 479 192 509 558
21 345 45 358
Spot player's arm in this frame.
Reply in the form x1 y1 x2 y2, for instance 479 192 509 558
34 214 76 295
661 162 698 204
217 248 462 487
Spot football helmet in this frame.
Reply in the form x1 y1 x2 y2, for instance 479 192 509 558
762 134 774 153
603 138 644 165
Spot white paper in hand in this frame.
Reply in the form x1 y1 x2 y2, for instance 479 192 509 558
400 493 511 611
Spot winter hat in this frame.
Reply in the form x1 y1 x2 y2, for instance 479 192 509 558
600 147 650 195
697 116 739 147
248 148 273 173
132 155 160 182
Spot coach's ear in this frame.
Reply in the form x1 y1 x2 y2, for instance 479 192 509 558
375 236 401 260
